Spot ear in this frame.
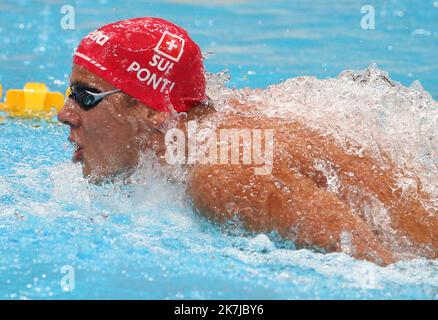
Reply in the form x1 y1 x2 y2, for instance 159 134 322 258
127 99 170 131
147 111 171 132
127 98 189 133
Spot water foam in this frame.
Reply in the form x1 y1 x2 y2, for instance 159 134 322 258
207 64 437 202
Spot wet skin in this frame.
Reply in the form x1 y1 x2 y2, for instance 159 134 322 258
58 64 437 266
58 64 164 182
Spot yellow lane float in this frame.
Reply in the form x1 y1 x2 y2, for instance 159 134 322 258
0 82 65 118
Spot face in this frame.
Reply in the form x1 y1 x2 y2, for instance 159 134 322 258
58 64 156 182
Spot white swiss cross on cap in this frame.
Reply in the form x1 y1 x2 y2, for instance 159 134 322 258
154 31 185 62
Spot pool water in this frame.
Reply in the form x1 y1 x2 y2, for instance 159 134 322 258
0 0 437 299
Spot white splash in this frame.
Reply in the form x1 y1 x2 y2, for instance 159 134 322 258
207 64 438 202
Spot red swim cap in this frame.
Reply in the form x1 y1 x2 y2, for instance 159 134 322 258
73 17 206 113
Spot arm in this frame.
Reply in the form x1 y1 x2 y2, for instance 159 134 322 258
187 163 395 265
278 121 438 258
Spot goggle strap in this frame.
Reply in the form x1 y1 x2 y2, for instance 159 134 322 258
87 88 121 101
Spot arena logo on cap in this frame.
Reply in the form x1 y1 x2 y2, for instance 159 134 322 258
86 30 110 46
154 31 185 62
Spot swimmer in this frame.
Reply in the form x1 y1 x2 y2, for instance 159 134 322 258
58 18 437 266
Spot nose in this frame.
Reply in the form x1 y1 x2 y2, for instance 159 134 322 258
57 99 81 127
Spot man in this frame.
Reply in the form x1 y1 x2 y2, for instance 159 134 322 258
58 17 437 266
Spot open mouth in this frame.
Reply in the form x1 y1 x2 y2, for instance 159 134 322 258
72 144 84 163
68 133 85 164
70 140 84 163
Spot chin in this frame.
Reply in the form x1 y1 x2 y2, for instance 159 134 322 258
82 165 89 177
81 162 93 179
81 157 105 180
82 163 104 184
83 168 108 185
82 162 129 185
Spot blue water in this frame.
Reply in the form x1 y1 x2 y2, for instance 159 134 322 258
0 0 437 98
1 0 438 299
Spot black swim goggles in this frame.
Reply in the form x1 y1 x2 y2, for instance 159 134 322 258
68 84 121 111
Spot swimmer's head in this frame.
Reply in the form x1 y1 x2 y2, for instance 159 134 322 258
58 17 206 181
